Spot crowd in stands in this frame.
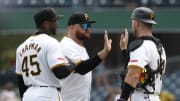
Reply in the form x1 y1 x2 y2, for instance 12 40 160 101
0 0 179 8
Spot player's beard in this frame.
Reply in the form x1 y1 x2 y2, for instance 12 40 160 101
132 20 138 38
75 30 90 41
132 29 137 38
132 24 138 38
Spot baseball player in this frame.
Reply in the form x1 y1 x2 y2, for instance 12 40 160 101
118 7 166 101
15 8 95 101
59 12 112 101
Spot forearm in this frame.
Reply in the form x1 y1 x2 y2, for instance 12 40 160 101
74 54 102 75
52 64 75 79
53 55 101 77
119 78 135 101
125 67 141 88
98 49 108 60
119 67 141 100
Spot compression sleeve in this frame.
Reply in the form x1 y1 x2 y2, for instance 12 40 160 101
74 54 102 75
52 64 75 79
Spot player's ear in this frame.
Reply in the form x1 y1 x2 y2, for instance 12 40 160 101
135 20 140 28
42 21 49 29
69 25 75 30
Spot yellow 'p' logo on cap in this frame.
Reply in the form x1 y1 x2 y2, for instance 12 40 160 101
150 13 155 20
84 13 88 21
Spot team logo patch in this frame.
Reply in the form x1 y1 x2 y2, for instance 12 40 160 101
150 13 155 20
130 59 138 62
57 57 64 61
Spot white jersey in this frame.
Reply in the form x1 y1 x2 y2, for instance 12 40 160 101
59 36 91 101
16 34 66 88
128 40 166 101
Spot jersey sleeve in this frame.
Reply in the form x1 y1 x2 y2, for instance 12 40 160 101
15 49 22 75
61 46 82 64
46 39 66 69
128 44 149 69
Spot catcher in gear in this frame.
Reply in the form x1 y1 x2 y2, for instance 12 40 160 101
118 7 166 101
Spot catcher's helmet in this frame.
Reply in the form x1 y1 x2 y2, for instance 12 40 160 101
131 7 157 24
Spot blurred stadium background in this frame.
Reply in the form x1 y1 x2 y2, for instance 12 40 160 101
0 0 180 101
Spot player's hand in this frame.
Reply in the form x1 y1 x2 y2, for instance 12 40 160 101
65 56 77 66
120 28 129 50
98 30 112 59
103 30 112 53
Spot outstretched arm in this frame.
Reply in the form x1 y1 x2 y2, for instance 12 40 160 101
53 30 112 77
120 28 129 63
75 30 112 75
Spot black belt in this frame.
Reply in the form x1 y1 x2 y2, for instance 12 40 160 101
28 85 61 92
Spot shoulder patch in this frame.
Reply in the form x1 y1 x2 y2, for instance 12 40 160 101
129 39 144 52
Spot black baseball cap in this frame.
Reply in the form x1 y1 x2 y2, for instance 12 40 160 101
68 12 96 26
34 7 64 26
131 7 157 24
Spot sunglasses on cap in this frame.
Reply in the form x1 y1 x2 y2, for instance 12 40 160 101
80 23 91 30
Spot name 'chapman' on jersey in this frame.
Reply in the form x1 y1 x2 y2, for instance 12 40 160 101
19 42 41 56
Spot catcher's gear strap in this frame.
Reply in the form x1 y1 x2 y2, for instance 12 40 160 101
128 36 162 51
128 39 144 52
119 82 135 100
16 74 28 99
74 54 102 75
